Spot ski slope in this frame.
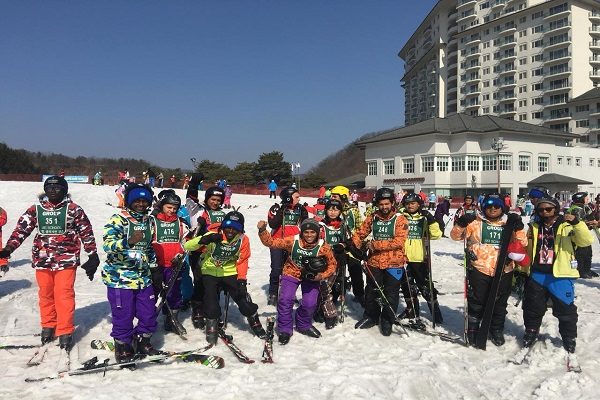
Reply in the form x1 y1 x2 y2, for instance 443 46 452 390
0 181 598 399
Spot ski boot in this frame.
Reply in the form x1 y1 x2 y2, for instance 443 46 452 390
278 332 291 345
562 337 576 353
40 327 55 345
114 339 135 363
247 313 266 339
354 317 376 329
58 334 74 352
522 329 539 348
488 329 505 347
165 309 187 335
205 319 218 345
467 316 480 347
398 297 420 319
134 334 163 356
427 300 444 324
191 307 206 330
297 325 321 338
267 293 278 306
379 316 393 337
325 317 337 330
313 309 325 323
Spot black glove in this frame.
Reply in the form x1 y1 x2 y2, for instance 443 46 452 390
0 248 12 259
506 213 524 231
198 233 223 245
455 214 476 228
332 243 346 254
80 253 100 281
151 266 164 291
237 279 247 296
196 217 207 233
346 242 367 261
421 210 435 225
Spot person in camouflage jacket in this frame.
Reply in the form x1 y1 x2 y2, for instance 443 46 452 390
0 176 99 351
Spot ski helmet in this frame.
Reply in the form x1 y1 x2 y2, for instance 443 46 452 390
402 192 424 206
464 194 474 201
374 187 395 203
571 192 588 205
158 190 181 208
301 256 328 280
221 211 245 232
124 183 154 208
331 186 350 201
317 197 326 205
279 187 298 204
204 186 225 204
44 175 68 194
528 187 549 199
325 199 343 211
482 193 505 211
300 218 321 234
536 196 560 211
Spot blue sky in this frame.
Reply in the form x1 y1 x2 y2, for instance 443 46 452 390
0 0 436 170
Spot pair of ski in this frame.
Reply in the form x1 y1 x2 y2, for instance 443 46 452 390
217 316 275 364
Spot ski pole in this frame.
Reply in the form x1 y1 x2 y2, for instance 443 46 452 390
222 291 231 330
424 221 436 329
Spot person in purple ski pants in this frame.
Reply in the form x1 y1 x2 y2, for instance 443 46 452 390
258 218 337 345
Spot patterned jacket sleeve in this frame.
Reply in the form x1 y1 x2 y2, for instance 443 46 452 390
73 204 97 254
6 205 38 251
258 229 294 251
315 243 337 280
103 214 128 253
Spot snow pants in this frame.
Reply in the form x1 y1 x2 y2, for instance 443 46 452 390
346 255 365 299
189 251 205 316
575 245 592 277
363 265 402 324
277 275 319 335
202 274 258 320
152 266 183 312
467 267 513 331
269 248 287 297
107 286 157 345
36 268 76 336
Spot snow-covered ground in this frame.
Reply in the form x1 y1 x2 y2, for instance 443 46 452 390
0 181 598 399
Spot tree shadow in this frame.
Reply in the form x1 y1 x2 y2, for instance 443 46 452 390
0 279 32 298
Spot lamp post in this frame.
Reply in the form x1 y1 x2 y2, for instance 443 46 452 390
491 137 505 193
291 162 301 190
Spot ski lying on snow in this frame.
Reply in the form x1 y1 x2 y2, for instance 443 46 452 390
27 342 53 366
261 317 275 364
90 339 213 356
396 319 464 345
0 343 42 350
218 330 255 364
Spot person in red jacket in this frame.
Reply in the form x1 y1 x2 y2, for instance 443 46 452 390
0 176 99 351
151 191 190 336
266 187 308 305
0 206 7 274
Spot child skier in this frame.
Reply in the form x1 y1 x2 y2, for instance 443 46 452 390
258 218 336 344
0 206 7 274
450 193 527 347
0 176 99 350
102 183 161 362
397 192 444 325
150 190 190 336
184 211 266 344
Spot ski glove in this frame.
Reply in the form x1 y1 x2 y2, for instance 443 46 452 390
196 217 207 233
0 247 12 259
80 253 100 281
332 243 346 254
198 233 222 245
421 210 436 225
346 241 368 261
506 213 524 231
237 279 247 296
455 214 476 228
151 266 163 290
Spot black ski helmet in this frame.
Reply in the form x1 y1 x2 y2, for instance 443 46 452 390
158 190 181 208
402 192 423 206
536 196 560 211
44 175 69 194
325 199 343 210
571 192 588 205
464 194 474 201
279 187 299 204
221 210 245 232
374 187 395 203
204 186 225 204
301 256 328 280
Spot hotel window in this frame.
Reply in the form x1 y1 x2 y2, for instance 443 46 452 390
566 157 572 166
437 156 449 172
422 156 435 172
538 156 549 172
576 158 581 167
467 156 480 171
403 158 415 174
499 154 512 171
557 156 563 165
367 161 377 176
452 156 466 171
519 155 530 171
383 159 395 175
576 120 590 128
590 159 595 167
482 155 497 171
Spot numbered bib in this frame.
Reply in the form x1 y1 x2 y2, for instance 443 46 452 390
290 237 322 266
153 218 180 243
211 240 242 266
323 225 345 245
127 220 152 252
36 205 67 235
206 209 226 224
283 209 301 226
407 219 424 240
372 215 397 240
481 222 503 246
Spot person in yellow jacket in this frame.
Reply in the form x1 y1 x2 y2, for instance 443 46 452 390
520 197 593 354
396 193 444 324
184 211 266 345
450 193 527 347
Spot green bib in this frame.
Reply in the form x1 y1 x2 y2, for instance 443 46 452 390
290 238 322 266
206 209 226 225
345 210 356 231
127 220 152 251
153 217 180 243
372 214 397 240
316 208 326 219
407 219 424 239
323 224 345 245
36 205 67 235
283 209 301 226
210 238 242 266
481 222 503 246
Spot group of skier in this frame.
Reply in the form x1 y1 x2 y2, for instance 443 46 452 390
0 177 596 365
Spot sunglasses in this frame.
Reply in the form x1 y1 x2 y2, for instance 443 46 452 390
537 207 555 212
486 204 502 209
